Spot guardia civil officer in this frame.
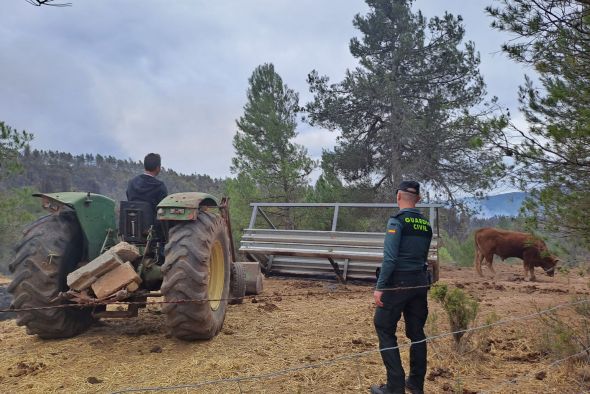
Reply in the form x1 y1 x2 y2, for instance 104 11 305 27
370 181 433 394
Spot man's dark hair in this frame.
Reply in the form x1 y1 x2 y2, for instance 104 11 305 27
144 153 161 172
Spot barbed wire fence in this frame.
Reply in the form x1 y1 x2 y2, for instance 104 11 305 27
2 282 590 392
0 283 433 313
106 297 590 393
480 345 590 394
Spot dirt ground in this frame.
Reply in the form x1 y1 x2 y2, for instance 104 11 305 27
1 263 590 394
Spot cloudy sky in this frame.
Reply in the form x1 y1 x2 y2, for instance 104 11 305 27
1 0 530 179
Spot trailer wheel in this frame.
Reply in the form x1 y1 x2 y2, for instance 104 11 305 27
229 262 246 305
8 213 94 338
161 211 231 340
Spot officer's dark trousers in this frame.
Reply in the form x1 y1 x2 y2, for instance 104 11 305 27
374 271 429 393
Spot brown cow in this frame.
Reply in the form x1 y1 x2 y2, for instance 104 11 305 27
473 228 558 281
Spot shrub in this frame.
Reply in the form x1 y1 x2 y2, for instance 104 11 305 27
441 232 475 267
430 283 479 351
534 296 590 362
438 247 453 265
425 310 440 337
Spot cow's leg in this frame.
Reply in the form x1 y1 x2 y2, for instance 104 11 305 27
485 254 496 276
529 266 536 282
474 248 484 277
522 253 537 282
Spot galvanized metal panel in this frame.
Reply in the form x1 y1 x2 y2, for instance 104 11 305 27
240 202 440 282
240 228 438 282
241 229 437 249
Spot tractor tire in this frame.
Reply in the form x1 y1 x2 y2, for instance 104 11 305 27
7 213 94 339
161 211 231 340
229 262 246 305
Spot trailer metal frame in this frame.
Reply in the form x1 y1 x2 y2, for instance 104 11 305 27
240 202 443 283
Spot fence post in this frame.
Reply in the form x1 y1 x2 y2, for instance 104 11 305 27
248 205 259 229
331 204 340 232
429 206 437 236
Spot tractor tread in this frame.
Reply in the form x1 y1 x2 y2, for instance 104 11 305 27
161 211 230 340
8 213 93 339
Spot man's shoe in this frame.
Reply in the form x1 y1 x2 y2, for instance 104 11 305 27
370 384 404 394
405 379 424 394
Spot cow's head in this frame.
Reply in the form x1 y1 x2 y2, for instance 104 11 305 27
541 254 558 277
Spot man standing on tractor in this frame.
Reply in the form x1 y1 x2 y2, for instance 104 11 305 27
126 152 168 211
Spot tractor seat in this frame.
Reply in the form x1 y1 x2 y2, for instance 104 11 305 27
119 200 156 244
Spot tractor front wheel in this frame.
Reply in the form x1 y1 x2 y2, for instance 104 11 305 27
161 211 231 340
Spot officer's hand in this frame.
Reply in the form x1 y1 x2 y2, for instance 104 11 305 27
373 290 384 307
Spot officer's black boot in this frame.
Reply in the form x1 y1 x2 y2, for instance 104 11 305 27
370 383 404 394
404 378 424 394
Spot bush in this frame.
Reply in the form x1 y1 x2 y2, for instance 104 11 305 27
430 283 479 351
441 232 475 267
534 296 590 362
425 310 440 337
438 247 453 265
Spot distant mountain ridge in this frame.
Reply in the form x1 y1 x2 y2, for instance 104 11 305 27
465 192 527 218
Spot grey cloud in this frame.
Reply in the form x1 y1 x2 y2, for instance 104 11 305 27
0 0 526 177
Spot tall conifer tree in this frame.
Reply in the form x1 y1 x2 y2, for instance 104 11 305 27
306 0 504 201
232 63 315 227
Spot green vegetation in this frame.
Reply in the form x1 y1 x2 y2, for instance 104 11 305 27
430 282 479 351
0 121 34 273
534 296 590 361
0 122 32 177
0 188 44 273
231 63 315 230
441 232 476 267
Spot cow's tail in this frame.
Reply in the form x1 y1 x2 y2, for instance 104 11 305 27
474 231 483 277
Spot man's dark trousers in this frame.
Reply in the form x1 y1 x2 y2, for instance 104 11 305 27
374 271 429 393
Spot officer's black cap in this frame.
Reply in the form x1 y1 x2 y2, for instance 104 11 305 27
397 180 420 195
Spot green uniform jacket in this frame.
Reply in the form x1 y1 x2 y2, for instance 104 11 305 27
376 208 433 289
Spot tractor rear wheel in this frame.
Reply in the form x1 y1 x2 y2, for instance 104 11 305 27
8 213 94 339
161 211 231 340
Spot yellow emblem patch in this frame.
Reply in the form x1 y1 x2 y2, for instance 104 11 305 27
387 229 397 234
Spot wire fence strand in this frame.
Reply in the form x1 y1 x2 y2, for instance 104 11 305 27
480 346 590 394
3 276 589 393
110 297 590 394
0 284 433 314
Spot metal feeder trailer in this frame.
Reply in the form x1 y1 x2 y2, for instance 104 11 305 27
239 202 443 283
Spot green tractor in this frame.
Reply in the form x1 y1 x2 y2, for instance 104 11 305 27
8 191 246 340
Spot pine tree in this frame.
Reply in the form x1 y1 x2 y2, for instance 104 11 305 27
306 0 505 201
232 63 315 204
0 122 32 178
